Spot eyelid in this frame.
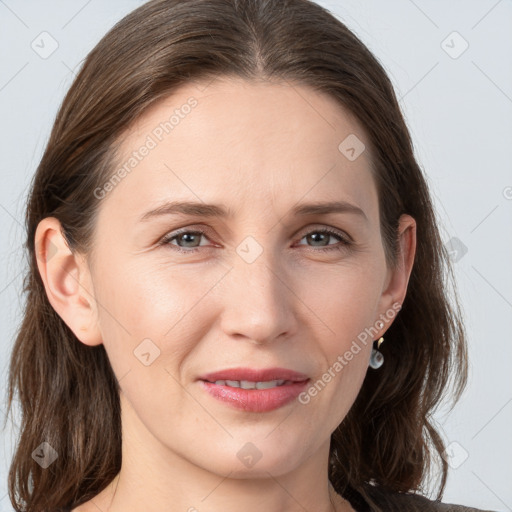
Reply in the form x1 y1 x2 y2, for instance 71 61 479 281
157 223 353 252
158 226 215 249
295 223 352 243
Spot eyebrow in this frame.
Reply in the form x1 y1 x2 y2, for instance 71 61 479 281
138 199 368 222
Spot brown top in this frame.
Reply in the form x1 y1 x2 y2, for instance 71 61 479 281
343 485 498 512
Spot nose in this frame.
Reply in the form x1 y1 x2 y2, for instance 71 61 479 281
217 247 298 345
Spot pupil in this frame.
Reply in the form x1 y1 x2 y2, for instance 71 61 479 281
181 233 197 247
309 232 327 246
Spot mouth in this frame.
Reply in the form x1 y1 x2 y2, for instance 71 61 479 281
197 367 310 412
199 366 309 384
202 379 298 389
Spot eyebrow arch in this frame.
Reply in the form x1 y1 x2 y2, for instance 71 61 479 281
139 199 367 222
292 200 367 221
139 201 233 222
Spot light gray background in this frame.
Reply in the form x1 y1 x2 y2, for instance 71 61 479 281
0 1 511 511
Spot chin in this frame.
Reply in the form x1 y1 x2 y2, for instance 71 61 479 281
192 436 308 479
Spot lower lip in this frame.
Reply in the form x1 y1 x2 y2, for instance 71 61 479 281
199 380 310 412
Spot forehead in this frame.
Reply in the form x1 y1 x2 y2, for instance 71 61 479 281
98 77 378 227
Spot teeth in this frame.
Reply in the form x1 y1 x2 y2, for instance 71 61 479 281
255 380 286 389
213 379 287 389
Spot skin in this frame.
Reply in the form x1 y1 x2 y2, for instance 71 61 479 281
36 77 416 512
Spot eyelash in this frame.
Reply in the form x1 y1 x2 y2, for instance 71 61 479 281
158 227 352 254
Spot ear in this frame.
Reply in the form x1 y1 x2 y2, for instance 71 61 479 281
34 217 102 346
376 213 417 332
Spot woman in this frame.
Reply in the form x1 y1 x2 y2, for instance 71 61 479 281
5 0 495 511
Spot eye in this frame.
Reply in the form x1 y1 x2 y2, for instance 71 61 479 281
296 228 351 253
159 229 212 253
158 226 352 254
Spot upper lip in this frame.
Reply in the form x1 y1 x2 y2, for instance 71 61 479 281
199 367 310 383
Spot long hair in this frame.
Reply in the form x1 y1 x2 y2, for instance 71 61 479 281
5 0 468 510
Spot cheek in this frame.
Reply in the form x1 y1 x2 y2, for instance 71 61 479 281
91 265 206 427
92 260 223 376
294 263 381 410
299 261 384 347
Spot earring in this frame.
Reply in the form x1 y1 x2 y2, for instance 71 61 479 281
369 336 385 369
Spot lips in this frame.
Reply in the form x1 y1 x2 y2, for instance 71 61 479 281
199 367 309 384
198 367 310 412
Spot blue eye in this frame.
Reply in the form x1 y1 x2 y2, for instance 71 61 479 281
159 228 351 254
159 230 210 253
297 228 351 252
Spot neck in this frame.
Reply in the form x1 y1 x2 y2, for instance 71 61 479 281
82 393 353 512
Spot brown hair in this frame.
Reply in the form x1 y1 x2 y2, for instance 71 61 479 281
5 0 468 510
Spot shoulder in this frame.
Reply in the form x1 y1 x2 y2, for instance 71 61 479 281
346 484 498 512
372 490 497 512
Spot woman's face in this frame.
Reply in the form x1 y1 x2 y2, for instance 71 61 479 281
75 77 413 477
